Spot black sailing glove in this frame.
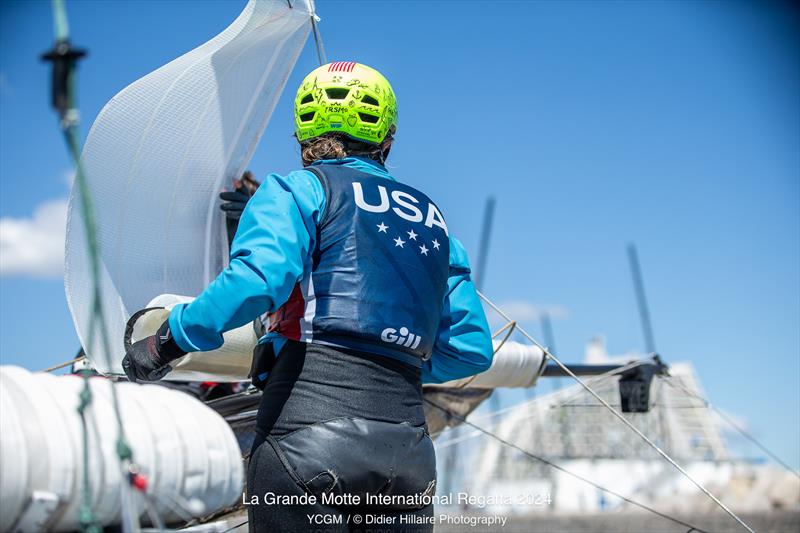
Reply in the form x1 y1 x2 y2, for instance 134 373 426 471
219 171 260 249
122 320 186 383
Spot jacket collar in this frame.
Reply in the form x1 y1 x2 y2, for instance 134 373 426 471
311 156 392 179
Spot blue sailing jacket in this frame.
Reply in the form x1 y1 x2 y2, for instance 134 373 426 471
168 156 493 383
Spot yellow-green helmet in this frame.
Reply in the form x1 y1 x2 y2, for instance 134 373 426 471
294 62 398 145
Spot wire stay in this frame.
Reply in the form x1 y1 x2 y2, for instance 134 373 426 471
476 291 755 533
424 397 709 533
663 377 800 479
432 359 646 447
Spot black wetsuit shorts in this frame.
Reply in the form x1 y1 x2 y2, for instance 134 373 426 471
247 341 436 533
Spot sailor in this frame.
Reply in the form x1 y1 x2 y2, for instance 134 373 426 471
122 62 493 532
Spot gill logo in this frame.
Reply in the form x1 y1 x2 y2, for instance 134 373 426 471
381 327 422 350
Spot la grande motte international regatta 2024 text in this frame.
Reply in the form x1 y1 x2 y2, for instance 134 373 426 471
243 491 553 508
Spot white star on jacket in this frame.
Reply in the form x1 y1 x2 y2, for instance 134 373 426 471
432 239 440 250
394 236 405 248
419 244 429 256
377 222 388 233
407 229 418 241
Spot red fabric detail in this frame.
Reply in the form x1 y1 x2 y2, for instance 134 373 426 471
268 283 304 340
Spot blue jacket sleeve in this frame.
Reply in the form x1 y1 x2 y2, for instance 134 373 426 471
421 237 494 384
168 170 325 352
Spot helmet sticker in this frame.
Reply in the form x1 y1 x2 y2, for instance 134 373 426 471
328 61 356 73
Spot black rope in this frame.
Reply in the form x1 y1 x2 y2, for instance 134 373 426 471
424 397 709 533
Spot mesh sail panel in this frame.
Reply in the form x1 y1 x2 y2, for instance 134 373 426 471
65 0 312 375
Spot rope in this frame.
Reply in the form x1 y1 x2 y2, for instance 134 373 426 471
39 355 85 373
432 360 646 446
424 398 708 533
546 359 644 410
428 359 644 446
491 319 516 352
44 1 138 530
663 377 800 478
75 369 99 532
477 291 755 533
63 79 136 485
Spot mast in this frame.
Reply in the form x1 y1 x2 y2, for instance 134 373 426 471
476 198 501 427
540 311 561 393
626 244 670 452
540 312 557 355
441 196 496 500
627 243 657 354
474 196 496 291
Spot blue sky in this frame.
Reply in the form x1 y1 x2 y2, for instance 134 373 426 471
1 0 798 469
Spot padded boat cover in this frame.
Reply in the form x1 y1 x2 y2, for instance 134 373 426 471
126 295 547 384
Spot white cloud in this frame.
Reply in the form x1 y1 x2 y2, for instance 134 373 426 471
0 198 68 278
487 300 569 327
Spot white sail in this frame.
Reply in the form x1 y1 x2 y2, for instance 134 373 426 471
65 0 314 375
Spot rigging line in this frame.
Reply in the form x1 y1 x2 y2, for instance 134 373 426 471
75 369 97 532
479 359 641 421
429 393 542 443
438 378 642 448
491 320 516 354
446 320 518 389
141 492 167 532
663 377 800 479
219 519 249 533
546 360 644 410
423 398 708 533
40 355 85 373
309 1 327 65
45 1 138 530
476 291 756 533
434 429 485 450
65 109 134 460
150 491 195 525
429 360 647 443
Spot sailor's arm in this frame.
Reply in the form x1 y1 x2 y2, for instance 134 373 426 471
168 171 325 352
421 238 494 384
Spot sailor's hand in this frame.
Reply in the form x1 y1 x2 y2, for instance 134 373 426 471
219 171 260 221
220 171 260 249
122 320 185 383
219 189 250 221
